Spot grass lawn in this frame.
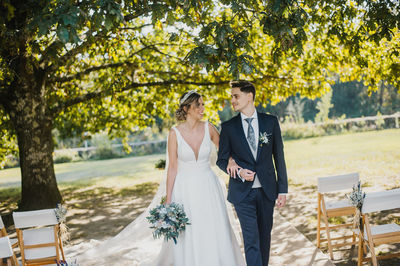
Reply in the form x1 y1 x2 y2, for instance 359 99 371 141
1 128 399 265
285 128 400 188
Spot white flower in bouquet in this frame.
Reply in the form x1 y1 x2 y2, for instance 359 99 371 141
147 202 190 244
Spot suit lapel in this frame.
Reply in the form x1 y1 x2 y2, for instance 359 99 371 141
256 112 265 162
235 114 256 162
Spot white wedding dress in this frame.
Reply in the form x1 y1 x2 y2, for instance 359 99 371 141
67 122 245 266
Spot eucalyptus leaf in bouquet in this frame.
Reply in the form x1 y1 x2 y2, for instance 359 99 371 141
146 202 190 244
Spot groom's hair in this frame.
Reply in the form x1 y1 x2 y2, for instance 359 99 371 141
230 80 255 101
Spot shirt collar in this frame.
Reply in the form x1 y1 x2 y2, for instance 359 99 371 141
240 109 257 121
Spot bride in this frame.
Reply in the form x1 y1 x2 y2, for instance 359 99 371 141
161 90 245 266
71 90 245 266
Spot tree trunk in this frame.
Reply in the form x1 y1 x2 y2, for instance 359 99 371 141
4 83 62 211
16 115 62 211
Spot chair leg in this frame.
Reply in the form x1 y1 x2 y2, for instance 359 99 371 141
11 254 18 266
322 215 334 259
317 194 322 248
317 211 321 248
351 228 356 248
58 235 66 261
369 245 378 266
357 237 363 266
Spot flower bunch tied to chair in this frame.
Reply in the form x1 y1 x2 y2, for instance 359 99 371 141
347 181 366 230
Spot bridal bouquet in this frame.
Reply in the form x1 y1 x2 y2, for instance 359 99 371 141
147 202 190 244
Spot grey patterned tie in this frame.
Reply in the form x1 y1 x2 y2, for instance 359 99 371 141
244 118 256 151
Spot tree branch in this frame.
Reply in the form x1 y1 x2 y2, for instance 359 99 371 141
48 42 175 84
49 61 138 83
124 12 148 22
118 24 152 31
0 90 6 106
44 31 109 74
52 79 231 113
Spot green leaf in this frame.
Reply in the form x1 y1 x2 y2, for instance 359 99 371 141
169 33 179 42
62 13 78 26
38 20 49 36
57 26 69 43
105 16 114 30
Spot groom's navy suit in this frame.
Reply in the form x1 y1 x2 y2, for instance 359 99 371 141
217 112 288 266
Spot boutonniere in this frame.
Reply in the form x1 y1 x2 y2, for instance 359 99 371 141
259 132 271 147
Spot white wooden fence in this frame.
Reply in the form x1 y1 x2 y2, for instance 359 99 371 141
314 112 400 127
55 112 399 154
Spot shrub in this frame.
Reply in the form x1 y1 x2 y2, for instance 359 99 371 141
54 155 73 164
2 155 19 169
53 150 79 164
90 147 121 160
155 159 166 169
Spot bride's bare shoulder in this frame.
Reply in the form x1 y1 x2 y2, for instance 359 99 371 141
168 127 177 139
207 121 219 136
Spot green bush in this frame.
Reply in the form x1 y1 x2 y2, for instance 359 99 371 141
90 147 121 160
281 116 397 140
54 155 73 164
281 122 325 140
2 155 19 169
53 150 79 164
155 159 166 169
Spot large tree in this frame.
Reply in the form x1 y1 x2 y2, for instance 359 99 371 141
0 0 399 210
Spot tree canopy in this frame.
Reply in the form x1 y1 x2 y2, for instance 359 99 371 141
0 0 399 209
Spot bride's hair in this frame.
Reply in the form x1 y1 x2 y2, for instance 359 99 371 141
175 91 202 121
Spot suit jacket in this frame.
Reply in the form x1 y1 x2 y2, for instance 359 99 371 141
217 112 288 204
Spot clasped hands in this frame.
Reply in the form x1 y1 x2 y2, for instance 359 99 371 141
227 158 255 182
226 158 287 208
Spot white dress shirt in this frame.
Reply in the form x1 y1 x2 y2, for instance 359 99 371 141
238 110 287 195
240 110 262 188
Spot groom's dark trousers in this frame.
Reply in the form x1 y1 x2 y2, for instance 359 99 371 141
217 113 288 266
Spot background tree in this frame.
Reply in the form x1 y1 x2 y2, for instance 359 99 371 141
0 0 399 210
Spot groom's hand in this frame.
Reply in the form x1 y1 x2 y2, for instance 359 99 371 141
276 194 286 208
227 158 241 178
239 169 255 181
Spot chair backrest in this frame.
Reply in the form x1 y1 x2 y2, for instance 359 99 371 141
0 236 13 259
13 208 60 261
0 215 8 238
13 209 58 229
362 188 400 214
318 172 359 193
0 215 4 229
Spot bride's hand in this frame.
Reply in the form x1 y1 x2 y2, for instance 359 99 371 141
227 158 241 178
165 196 172 205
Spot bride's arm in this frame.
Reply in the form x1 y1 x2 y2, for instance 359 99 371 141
166 129 178 204
208 122 240 177
208 122 220 149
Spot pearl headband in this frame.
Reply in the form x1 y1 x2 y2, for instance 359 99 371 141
179 90 198 105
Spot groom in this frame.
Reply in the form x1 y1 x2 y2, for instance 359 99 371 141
217 81 288 266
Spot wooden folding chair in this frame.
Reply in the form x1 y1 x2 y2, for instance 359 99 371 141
357 188 400 266
317 172 359 259
13 209 66 266
0 236 18 266
0 216 18 251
